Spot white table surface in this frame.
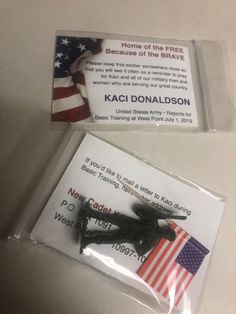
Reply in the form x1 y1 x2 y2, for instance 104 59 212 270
0 1 236 313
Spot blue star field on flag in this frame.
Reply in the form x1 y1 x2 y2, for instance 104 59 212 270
54 36 102 78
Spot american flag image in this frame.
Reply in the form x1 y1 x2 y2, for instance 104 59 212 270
137 223 209 308
52 36 103 122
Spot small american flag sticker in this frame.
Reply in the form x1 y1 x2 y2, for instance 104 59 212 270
137 223 209 307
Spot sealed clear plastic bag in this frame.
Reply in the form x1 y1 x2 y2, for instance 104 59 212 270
10 129 225 314
51 31 235 132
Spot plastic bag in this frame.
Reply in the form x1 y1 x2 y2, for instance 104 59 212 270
51 31 235 132
10 129 225 313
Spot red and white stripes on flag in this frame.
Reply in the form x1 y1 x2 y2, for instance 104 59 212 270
52 37 103 122
137 223 206 308
52 68 90 123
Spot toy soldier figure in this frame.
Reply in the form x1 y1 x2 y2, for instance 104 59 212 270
79 203 186 256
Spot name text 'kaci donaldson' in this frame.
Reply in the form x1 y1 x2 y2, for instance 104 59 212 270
104 94 190 105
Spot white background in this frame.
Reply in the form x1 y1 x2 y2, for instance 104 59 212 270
84 39 198 126
0 1 236 314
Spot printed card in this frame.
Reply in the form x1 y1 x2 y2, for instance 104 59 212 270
52 35 198 128
31 134 224 312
